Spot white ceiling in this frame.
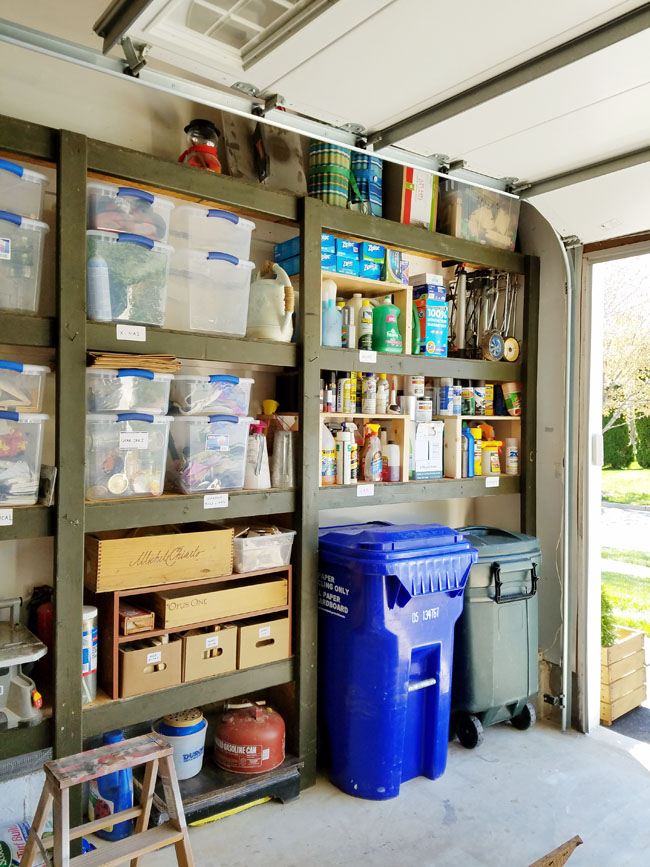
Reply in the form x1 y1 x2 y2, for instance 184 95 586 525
2 0 650 242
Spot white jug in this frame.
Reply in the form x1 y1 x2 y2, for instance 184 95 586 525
246 262 295 342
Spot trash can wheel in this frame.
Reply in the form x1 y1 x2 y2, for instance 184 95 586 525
511 701 536 731
455 713 484 749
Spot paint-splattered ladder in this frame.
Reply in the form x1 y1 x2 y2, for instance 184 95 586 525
19 733 194 867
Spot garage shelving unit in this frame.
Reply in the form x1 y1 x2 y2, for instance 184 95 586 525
0 114 539 814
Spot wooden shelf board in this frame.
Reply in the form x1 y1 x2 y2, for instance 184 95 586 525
0 504 53 540
321 412 401 419
110 565 291 599
0 314 55 348
318 474 520 507
321 271 407 295
117 605 290 643
462 415 521 421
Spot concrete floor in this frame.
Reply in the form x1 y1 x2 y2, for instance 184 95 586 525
139 722 650 867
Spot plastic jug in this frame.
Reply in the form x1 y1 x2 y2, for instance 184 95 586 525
246 262 295 342
271 429 296 488
321 423 336 485
321 278 342 347
245 421 271 489
88 730 133 841
372 295 403 353
462 425 475 478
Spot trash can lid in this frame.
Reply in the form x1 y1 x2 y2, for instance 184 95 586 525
456 526 540 558
319 521 467 559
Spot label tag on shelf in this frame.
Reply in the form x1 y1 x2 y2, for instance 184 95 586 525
359 350 377 364
119 431 149 450
116 324 146 342
204 493 229 509
0 509 13 526
147 651 162 665
485 477 500 488
205 635 219 649
259 626 271 638
357 484 374 497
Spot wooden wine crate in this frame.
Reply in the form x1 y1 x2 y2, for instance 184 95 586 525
600 627 647 726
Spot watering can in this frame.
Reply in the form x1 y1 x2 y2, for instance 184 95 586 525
246 262 295 342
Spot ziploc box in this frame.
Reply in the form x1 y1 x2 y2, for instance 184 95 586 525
383 249 409 284
415 293 449 356
360 242 385 263
360 260 381 280
336 238 359 258
321 251 337 270
414 420 444 480
274 236 300 262
321 233 336 252
336 257 360 277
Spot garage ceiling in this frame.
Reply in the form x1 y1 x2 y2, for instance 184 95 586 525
2 0 650 242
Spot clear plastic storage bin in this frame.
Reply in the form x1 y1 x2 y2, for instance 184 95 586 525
0 211 49 313
87 182 175 242
232 527 296 573
0 158 48 220
167 415 252 493
86 369 173 414
170 206 254 259
170 375 253 416
0 361 50 412
85 413 171 500
86 230 172 327
437 179 521 251
0 411 48 505
167 250 254 335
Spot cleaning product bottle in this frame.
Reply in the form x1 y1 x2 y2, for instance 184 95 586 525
355 371 363 411
343 421 360 483
341 305 350 348
462 425 475 478
386 440 401 481
376 374 389 414
412 302 420 354
372 295 403 353
362 423 383 482
471 426 483 476
321 423 336 486
244 420 271 490
326 371 336 412
380 428 389 481
505 437 519 475
321 279 342 347
336 430 352 485
362 373 377 414
358 300 373 350
88 730 133 841
337 373 353 414
346 293 364 332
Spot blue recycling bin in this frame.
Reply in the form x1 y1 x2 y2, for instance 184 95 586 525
318 521 477 800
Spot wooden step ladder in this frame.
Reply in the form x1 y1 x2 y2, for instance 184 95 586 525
20 733 194 867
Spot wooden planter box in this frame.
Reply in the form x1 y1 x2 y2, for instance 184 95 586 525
600 626 647 725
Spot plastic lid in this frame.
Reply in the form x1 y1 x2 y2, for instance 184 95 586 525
250 420 268 434
86 413 172 423
0 158 47 184
103 729 124 745
162 708 203 728
87 180 175 208
0 361 50 374
0 211 49 232
172 374 254 384
86 229 173 252
0 411 48 422
86 368 173 380
172 415 253 424
83 605 98 619
319 521 465 554
362 299 371 306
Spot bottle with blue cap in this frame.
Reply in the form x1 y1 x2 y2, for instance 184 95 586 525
87 729 133 841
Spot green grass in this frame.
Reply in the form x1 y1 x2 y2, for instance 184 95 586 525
602 547 650 568
602 571 650 636
602 467 650 505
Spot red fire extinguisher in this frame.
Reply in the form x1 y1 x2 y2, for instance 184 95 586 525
214 700 285 774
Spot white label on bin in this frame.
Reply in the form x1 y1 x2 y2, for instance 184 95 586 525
0 509 13 526
147 651 162 665
204 493 228 509
485 477 500 488
258 626 271 639
206 434 229 451
119 431 149 450
357 484 374 497
262 748 270 760
0 239 10 260
116 324 146 342
358 350 377 364
206 635 219 649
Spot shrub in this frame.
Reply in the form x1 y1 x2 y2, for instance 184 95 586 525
635 416 650 468
603 415 633 468
601 587 617 647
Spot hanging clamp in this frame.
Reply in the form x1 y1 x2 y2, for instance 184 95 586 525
121 37 149 77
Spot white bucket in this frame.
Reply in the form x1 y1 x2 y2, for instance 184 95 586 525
153 718 207 780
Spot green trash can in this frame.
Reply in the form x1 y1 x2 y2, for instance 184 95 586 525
452 526 541 748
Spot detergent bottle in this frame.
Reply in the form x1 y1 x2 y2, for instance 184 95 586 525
88 730 133 841
372 295 403 353
361 423 383 482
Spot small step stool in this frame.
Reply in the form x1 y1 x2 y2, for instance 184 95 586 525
20 733 194 867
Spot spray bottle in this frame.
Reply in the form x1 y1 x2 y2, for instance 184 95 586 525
471 426 483 476
362 423 383 482
321 422 336 485
244 420 271 490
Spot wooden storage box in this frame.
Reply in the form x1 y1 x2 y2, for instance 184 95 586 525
119 637 182 698
182 624 237 682
600 626 647 725
85 526 234 592
238 615 291 669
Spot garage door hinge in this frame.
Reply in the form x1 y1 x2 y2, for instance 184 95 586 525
543 693 566 708
121 37 149 78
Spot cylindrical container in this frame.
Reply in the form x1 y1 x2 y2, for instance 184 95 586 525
350 437 359 482
336 430 352 485
321 422 336 485
309 142 351 208
214 701 285 773
271 430 296 489
376 375 388 414
505 438 519 474
405 375 425 397
88 730 133 840
154 709 207 780
415 398 433 422
461 383 475 415
341 305 350 348
502 382 522 417
484 384 494 416
481 441 502 475
474 386 486 416
399 394 416 420
244 422 271 490
362 373 376 414
386 441 400 482
82 605 98 705
471 427 483 476
337 376 352 414
358 301 373 350
439 378 454 416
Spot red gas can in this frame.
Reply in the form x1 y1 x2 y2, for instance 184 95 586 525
214 700 285 774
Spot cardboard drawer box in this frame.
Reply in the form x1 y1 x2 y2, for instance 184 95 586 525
238 615 291 669
119 637 182 698
182 624 237 682
119 603 155 636
151 576 288 629
85 526 234 592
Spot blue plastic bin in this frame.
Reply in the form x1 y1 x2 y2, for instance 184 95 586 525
318 521 477 800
